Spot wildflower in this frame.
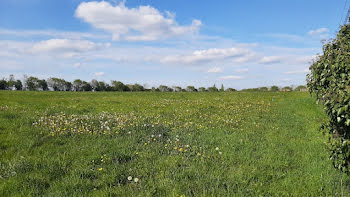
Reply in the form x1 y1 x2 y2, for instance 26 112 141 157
215 147 219 151
219 152 222 155
174 147 178 150
136 152 139 155
134 178 139 183
179 148 183 152
98 168 103 171
128 176 133 181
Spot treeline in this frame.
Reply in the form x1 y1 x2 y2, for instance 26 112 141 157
0 75 307 92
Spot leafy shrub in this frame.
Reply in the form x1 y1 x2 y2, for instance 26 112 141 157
307 23 350 172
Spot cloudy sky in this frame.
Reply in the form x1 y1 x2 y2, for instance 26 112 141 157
0 0 347 89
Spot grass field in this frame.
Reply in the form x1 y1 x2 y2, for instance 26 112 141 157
0 91 349 196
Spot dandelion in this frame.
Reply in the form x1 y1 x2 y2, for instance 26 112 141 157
179 148 183 152
128 176 133 181
98 168 103 171
134 178 139 183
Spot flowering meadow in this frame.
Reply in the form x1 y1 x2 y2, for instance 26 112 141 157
0 91 349 196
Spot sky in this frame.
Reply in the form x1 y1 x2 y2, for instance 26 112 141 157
0 0 348 89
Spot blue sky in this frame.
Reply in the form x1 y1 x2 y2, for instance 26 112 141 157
0 0 347 89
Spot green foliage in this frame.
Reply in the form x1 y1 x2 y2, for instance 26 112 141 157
307 23 350 173
208 84 218 92
186 86 197 92
26 76 39 91
270 86 279 92
0 79 8 90
226 88 237 92
111 81 129 92
14 80 22 90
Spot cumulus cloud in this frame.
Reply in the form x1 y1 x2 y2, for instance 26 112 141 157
308 28 329 35
161 47 254 64
219 75 244 80
75 1 201 41
207 67 223 73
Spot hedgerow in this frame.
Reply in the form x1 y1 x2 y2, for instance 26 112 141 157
307 22 350 172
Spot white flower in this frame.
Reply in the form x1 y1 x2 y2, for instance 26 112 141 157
158 134 162 137
219 152 222 155
215 147 219 151
134 178 139 183
186 145 190 148
127 176 132 181
151 135 154 138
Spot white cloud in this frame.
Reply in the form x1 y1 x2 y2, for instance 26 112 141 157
259 56 282 64
161 47 254 64
284 68 309 75
235 68 249 73
31 39 101 53
219 75 244 80
308 28 329 35
75 1 201 41
93 72 105 77
207 67 223 73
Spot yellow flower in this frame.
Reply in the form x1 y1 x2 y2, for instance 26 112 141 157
98 168 103 171
179 148 183 152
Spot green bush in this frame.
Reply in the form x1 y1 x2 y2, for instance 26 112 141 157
307 23 350 172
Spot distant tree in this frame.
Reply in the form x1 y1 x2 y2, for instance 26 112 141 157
97 81 107 91
111 81 129 91
174 86 182 92
38 79 48 91
65 81 72 91
159 85 173 92
73 79 84 91
220 84 225 92
14 80 22 90
226 88 237 92
198 87 206 92
82 81 92 91
259 87 268 92
270 86 279 92
48 78 66 91
91 79 100 91
208 84 218 92
0 79 8 90
26 76 39 91
131 83 144 91
186 86 197 92
282 86 293 91
8 74 15 89
295 85 307 91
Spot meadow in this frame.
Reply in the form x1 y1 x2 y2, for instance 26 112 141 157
0 91 349 196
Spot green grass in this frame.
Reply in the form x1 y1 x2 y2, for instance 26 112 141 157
0 91 349 196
